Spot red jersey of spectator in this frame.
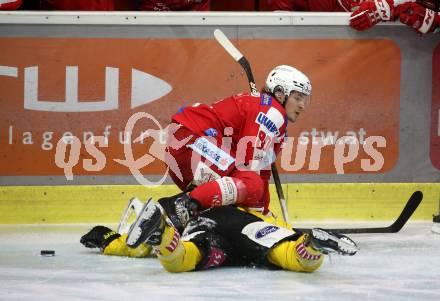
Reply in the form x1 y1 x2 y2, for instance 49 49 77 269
168 92 287 213
0 0 22 10
138 0 209 11
40 0 116 10
263 0 348 11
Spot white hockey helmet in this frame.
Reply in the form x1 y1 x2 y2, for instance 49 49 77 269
265 65 312 98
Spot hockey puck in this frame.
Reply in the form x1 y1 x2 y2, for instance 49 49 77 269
40 250 55 256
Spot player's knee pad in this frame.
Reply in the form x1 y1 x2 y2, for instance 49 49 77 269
186 231 235 270
231 170 264 206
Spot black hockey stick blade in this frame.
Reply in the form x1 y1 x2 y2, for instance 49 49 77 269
325 191 423 234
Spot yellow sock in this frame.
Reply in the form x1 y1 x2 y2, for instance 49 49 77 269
104 234 152 258
268 234 323 273
155 225 202 273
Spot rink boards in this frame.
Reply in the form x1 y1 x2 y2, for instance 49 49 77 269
0 12 439 224
0 183 438 224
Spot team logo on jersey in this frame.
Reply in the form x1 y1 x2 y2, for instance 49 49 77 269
256 112 280 136
204 128 218 138
255 225 279 239
260 93 272 106
242 221 295 248
176 105 186 114
188 137 234 171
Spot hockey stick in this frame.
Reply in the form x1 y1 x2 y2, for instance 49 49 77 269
299 191 423 234
213 29 258 96
213 29 290 222
271 163 289 222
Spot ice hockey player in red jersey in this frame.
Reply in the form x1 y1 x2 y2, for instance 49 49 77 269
0 0 21 10
138 0 209 11
38 0 116 10
157 65 311 234
349 0 440 34
31 0 208 11
263 0 365 12
266 0 440 35
398 1 440 34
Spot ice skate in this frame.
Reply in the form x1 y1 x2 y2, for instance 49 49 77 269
157 192 201 233
117 197 145 235
126 198 165 248
308 228 358 256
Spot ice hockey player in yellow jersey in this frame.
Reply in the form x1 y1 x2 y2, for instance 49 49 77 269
81 198 358 273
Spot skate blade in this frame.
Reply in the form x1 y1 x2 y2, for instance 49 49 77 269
117 197 145 234
126 198 155 248
312 228 358 256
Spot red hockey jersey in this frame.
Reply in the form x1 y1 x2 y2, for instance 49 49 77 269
263 0 346 11
138 0 210 11
173 92 287 174
0 0 21 10
39 0 115 10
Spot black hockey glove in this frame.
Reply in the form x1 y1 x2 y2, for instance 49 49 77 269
80 226 121 250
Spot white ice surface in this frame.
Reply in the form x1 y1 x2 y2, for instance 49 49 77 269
0 222 439 301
